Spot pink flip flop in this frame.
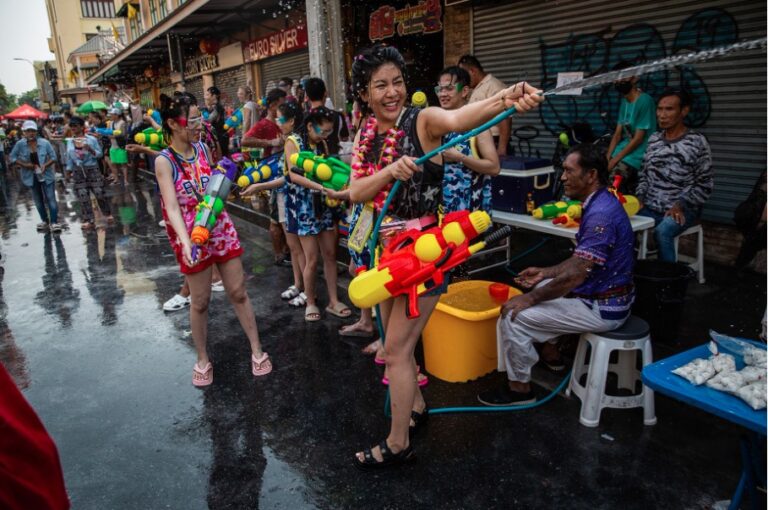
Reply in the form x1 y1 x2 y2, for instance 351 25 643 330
374 357 386 366
382 366 429 387
192 362 213 387
251 352 273 377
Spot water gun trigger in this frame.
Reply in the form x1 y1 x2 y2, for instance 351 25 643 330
405 287 420 319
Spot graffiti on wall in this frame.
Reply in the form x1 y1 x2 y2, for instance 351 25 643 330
539 8 739 135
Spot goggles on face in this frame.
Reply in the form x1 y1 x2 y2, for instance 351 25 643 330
313 124 333 137
175 116 203 129
434 83 464 94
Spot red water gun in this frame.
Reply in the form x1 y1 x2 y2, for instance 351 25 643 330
610 175 641 216
348 210 512 318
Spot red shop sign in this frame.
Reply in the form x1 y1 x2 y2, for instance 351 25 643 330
369 0 442 42
242 25 308 62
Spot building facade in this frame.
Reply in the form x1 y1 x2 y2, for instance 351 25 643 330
44 0 122 102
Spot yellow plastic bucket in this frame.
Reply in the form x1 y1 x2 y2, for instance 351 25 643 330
422 280 520 382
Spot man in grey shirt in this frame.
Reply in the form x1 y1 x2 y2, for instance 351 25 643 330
636 89 713 262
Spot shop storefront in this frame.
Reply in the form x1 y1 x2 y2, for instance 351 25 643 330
212 66 247 110
470 0 766 225
242 25 310 94
341 0 445 106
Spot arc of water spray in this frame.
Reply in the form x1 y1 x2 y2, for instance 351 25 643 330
544 37 767 96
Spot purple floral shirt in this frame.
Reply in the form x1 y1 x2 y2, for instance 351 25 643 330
572 187 635 320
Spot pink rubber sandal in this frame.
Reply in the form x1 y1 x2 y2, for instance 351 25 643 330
251 352 273 377
382 366 429 387
374 357 386 366
192 362 213 387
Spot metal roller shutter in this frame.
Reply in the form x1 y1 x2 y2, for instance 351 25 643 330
159 83 175 99
473 0 766 223
184 77 204 105
260 50 310 93
213 66 247 110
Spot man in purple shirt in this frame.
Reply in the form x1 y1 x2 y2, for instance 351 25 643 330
479 144 635 406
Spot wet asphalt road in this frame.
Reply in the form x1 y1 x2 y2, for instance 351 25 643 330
0 176 764 509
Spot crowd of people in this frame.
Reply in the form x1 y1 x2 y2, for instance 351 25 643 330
2 44 765 476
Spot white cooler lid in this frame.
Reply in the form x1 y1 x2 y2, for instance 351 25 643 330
498 166 555 177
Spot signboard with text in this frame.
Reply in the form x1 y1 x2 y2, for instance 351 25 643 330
242 26 309 63
369 0 442 42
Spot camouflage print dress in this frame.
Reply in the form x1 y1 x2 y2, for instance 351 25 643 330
441 131 492 215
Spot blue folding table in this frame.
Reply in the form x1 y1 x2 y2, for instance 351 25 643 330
642 340 766 509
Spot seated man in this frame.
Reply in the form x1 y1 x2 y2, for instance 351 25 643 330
636 89 713 262
479 144 635 406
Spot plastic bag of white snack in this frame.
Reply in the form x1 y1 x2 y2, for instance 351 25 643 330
709 330 767 368
708 341 736 373
705 370 745 393
735 381 767 410
739 365 766 384
743 347 767 369
672 358 716 385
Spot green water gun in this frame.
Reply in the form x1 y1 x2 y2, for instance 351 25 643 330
134 127 166 151
532 200 582 220
288 151 350 192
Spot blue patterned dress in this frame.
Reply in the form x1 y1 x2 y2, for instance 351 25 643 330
441 132 493 215
283 135 341 236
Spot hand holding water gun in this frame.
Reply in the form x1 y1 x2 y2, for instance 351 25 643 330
189 157 238 260
288 151 351 191
348 210 512 318
133 127 166 151
236 152 282 187
223 108 244 135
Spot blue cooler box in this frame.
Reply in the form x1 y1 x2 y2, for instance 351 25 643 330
492 156 555 214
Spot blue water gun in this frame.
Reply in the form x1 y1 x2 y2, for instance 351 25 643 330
146 108 163 126
91 126 122 137
236 152 282 188
223 108 244 135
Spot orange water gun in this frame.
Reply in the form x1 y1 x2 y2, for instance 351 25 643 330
348 210 512 318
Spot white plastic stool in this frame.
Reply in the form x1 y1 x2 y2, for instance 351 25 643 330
566 316 657 427
674 224 705 284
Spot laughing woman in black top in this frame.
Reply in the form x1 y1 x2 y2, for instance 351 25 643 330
349 45 543 469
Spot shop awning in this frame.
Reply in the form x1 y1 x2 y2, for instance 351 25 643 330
87 0 288 84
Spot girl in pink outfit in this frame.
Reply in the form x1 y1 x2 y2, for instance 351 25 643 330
154 92 272 386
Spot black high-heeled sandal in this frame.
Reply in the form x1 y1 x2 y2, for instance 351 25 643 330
354 440 415 470
410 406 429 435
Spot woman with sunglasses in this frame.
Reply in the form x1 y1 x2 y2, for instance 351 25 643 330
154 92 272 386
283 106 351 322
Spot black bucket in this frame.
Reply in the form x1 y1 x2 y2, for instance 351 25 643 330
632 260 695 344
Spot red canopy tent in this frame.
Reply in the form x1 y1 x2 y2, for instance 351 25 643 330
4 104 48 120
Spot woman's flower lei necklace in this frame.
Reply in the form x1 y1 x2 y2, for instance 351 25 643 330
351 116 404 211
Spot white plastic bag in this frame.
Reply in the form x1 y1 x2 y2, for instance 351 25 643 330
705 371 745 393
672 358 716 386
735 381 767 410
709 342 736 373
